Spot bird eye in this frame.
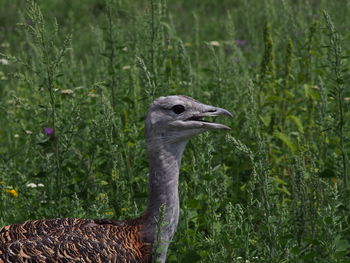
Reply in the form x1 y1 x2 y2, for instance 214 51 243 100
171 104 185 114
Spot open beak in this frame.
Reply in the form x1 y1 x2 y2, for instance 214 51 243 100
185 106 233 130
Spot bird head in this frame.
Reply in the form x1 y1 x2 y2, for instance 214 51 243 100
145 95 232 144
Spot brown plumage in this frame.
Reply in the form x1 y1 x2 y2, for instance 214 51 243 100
0 96 232 262
0 217 152 262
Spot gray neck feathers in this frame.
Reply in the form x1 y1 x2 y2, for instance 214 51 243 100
143 137 187 262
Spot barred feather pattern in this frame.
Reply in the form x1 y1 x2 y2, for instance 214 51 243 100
0 217 152 262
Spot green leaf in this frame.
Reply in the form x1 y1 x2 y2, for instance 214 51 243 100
187 198 200 209
100 180 109 186
336 239 349 252
271 176 288 185
273 131 297 152
277 186 291 196
287 115 304 133
240 183 247 191
266 95 284 102
259 114 271 127
303 84 320 101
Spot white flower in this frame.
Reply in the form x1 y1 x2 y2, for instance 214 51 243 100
27 183 44 188
26 183 37 188
60 89 74 94
25 130 32 135
209 41 220 47
0 58 9 65
14 134 19 138
122 65 131 70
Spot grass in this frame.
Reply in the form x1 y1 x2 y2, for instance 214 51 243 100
0 0 350 262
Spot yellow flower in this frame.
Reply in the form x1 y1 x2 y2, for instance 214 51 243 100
105 211 114 216
5 189 19 197
96 193 107 200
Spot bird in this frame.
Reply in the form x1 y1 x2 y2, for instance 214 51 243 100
0 95 232 263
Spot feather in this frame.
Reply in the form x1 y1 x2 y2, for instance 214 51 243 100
0 218 152 262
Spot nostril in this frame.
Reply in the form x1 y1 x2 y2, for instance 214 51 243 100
208 109 217 112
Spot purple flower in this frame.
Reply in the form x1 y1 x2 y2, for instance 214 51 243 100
43 128 54 136
235 40 248 47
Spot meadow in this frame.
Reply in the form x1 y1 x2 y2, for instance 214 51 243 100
0 0 350 262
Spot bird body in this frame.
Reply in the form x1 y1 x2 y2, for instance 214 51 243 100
0 96 232 262
0 217 151 262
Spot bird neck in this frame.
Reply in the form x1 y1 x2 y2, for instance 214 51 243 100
143 138 188 262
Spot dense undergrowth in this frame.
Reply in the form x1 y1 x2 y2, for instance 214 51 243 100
0 0 350 262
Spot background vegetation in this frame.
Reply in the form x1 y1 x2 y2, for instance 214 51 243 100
0 0 350 262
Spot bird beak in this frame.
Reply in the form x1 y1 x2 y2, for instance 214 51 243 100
184 105 233 130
